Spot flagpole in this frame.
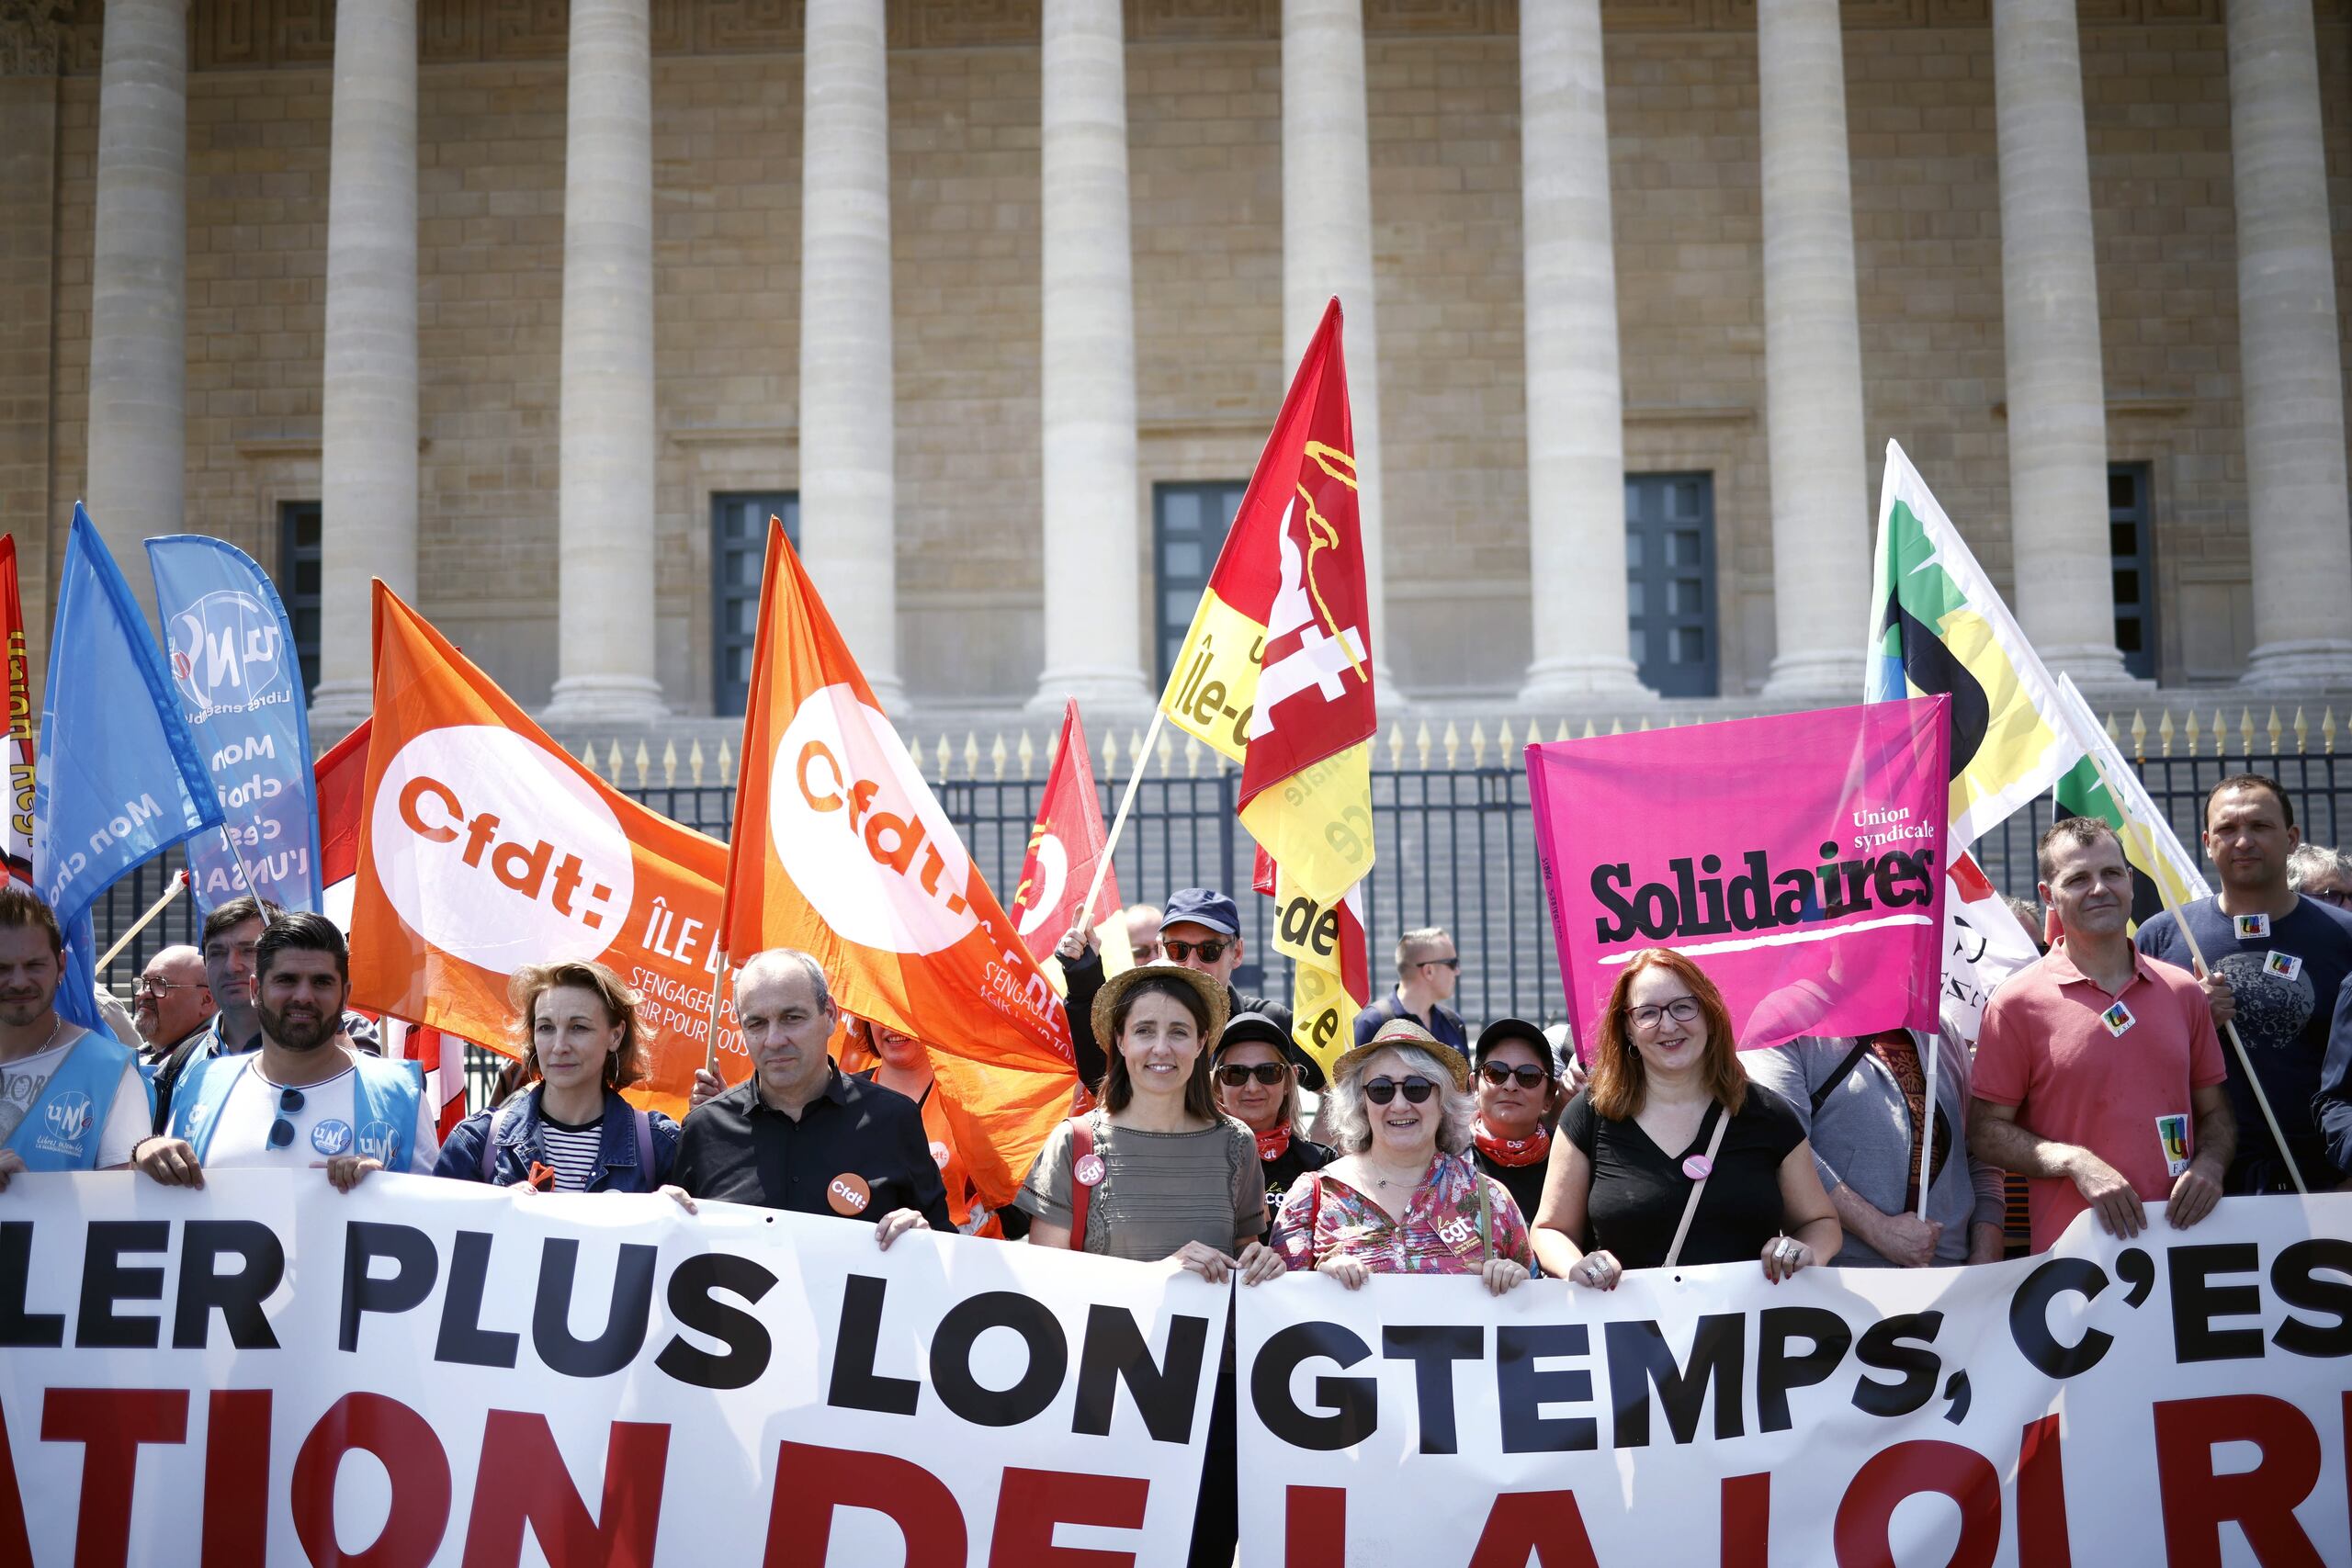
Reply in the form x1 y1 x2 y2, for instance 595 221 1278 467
96 869 190 971
1916 1026 1939 1221
2076 744 2308 1196
1071 706 1166 939
703 949 729 1077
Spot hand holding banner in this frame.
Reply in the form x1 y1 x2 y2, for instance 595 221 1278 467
1529 698 1951 1052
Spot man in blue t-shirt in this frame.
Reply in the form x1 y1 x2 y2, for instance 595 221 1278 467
2135 773 2352 1193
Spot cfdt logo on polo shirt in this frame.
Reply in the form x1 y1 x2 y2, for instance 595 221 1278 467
167 590 290 720
373 725 636 972
774 685 979 956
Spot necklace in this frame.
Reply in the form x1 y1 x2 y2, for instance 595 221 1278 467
1 1013 62 1063
1365 1158 1430 1190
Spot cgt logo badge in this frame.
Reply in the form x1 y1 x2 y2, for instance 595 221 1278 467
371 725 636 971
167 590 288 716
773 684 978 956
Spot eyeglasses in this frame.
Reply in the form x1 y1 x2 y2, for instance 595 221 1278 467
2315 888 2352 909
134 976 195 998
1628 998 1703 1032
1161 939 1229 964
1217 1062 1288 1088
266 1086 305 1150
1363 1075 1438 1105
1479 1062 1548 1089
1421 956 1462 970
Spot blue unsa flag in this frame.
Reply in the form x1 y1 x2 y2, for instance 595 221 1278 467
147 535 322 914
33 504 223 1032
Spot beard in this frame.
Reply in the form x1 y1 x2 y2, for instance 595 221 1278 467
257 997 339 1053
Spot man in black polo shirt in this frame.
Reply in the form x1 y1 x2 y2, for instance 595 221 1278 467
663 948 950 1245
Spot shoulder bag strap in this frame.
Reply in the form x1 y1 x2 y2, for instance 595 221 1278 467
1066 1115 1096 1251
1477 1171 1493 1263
477 1096 528 1181
1810 1040 1875 1115
633 1106 654 1177
1661 1103 1733 1272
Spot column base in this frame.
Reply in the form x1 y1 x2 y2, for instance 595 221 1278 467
541 673 671 728
2242 637 2352 693
306 679 375 737
1025 665 1157 721
1760 648 1867 702
1517 654 1654 706
2034 642 2155 697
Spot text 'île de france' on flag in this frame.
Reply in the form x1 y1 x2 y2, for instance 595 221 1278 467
1159 299 1377 1079
34 505 225 1034
718 518 1077 1209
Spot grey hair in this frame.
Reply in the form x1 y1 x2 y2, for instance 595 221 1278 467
734 948 835 1015
2286 842 2350 892
1329 1043 1476 1156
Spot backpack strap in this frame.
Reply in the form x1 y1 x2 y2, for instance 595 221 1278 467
1066 1115 1096 1250
1810 1039 1876 1115
633 1106 653 1179
477 1097 530 1182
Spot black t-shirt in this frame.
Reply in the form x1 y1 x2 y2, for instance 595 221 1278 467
2137 894 2352 1190
1474 1150 1550 1230
671 1064 953 1231
1560 1085 1806 1269
1261 1134 1336 1214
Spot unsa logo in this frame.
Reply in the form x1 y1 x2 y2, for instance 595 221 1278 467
371 725 637 972
167 590 288 714
43 1091 93 1143
770 685 978 956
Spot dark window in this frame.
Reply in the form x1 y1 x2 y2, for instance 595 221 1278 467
1625 473 1718 698
2108 464 2155 681
712 492 797 716
278 501 322 699
1153 480 1248 687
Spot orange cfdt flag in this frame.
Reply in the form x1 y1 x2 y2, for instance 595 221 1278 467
1008 698 1121 964
719 520 1078 1208
349 582 734 1118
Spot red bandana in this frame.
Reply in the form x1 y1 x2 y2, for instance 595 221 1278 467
1474 1120 1550 1168
1254 1124 1294 1162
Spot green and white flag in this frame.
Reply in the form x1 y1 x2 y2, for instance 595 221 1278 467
2049 672 2209 929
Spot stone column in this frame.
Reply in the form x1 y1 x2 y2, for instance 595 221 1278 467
309 0 418 728
2228 0 2352 690
1281 0 1394 696
1518 0 1647 702
1031 0 1150 715
84 0 186 614
1756 0 1870 698
545 0 666 724
799 0 904 712
1993 0 2136 690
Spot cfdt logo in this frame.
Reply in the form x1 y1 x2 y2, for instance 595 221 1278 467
167 590 288 716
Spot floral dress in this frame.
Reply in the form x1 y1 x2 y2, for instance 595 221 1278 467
1268 1152 1534 1274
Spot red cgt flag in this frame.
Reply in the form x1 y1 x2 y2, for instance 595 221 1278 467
719 520 1078 1207
1008 699 1120 964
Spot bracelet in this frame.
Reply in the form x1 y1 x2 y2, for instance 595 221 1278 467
130 1136 159 1165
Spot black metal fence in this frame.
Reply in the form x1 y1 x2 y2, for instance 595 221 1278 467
88 747 2351 1043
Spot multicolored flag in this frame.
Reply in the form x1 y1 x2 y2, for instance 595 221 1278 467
1009 698 1120 963
0 536 33 871
147 534 323 914
1159 298 1377 1077
1253 845 1369 1081
34 504 224 1032
1867 439 2074 853
2049 672 2209 929
719 518 1077 1207
347 582 737 1118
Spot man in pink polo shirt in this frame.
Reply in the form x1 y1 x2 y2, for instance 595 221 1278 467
1970 817 2234 1251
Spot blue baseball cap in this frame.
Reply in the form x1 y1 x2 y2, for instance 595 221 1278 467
1160 887 1240 937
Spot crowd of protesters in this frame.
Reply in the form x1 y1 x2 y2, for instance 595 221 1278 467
2 772 2348 1562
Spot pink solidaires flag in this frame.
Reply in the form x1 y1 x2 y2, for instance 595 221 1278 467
1528 697 1951 1054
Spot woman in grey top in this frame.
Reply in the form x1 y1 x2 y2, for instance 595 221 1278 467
1744 1025 2006 1266
1018 963 1283 1284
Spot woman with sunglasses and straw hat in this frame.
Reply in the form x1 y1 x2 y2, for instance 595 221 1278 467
1214 1010 1337 1215
1531 948 1840 1292
1267 1018 1533 1294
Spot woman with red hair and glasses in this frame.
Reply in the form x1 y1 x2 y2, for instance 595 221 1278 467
1531 948 1839 1290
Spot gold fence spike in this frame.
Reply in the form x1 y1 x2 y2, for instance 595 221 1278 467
661 739 677 786
989 734 1008 780
1581 718 1597 739
962 733 980 779
1555 718 1572 743
688 739 706 785
2158 711 2175 758
1156 725 1173 776
632 740 650 787
2102 712 2119 743
1609 716 1624 735
2292 707 2308 756
1102 728 1117 778
717 739 733 783
2184 708 2200 757
2324 708 2338 755
2237 707 2253 755
935 735 953 782
577 740 597 770
1017 728 1036 780
1442 721 1461 769
1185 733 1203 778
1469 721 1487 768
1415 722 1433 768
1385 722 1405 770
2266 707 2281 756
2129 710 2146 761
604 740 625 784
1496 719 1516 758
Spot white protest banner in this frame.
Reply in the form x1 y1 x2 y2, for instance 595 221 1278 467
0 1172 1225 1566
1238 1195 2351 1566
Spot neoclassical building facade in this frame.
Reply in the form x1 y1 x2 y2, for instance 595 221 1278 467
2 0 2348 729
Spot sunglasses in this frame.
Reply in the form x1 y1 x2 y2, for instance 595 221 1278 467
1363 1075 1438 1105
1422 956 1462 970
266 1086 305 1150
1161 939 1229 964
1217 1062 1288 1088
1479 1063 1548 1089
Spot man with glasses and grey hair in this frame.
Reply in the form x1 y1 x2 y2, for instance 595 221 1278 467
2287 843 2352 911
130 945 214 1064
1351 926 1467 1054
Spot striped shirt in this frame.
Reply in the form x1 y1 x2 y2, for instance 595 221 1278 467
537 1118 605 1192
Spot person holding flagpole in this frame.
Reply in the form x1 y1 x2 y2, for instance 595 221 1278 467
0 886 151 1190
